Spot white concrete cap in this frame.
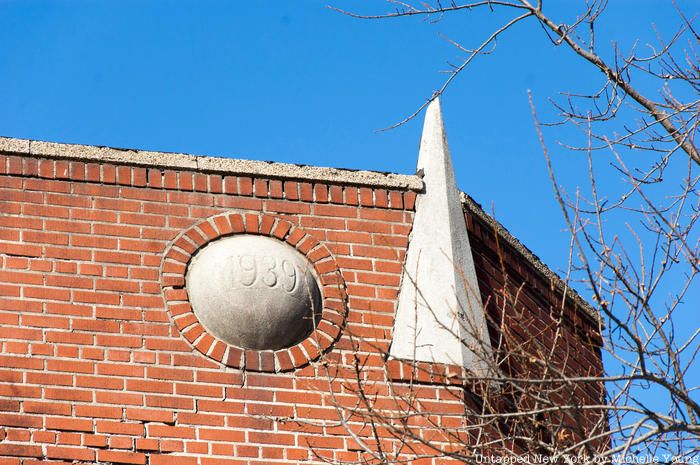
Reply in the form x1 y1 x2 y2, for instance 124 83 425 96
389 98 492 374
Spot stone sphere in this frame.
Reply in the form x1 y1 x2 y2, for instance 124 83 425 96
186 235 322 350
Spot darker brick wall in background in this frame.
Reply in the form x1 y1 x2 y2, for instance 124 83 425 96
0 154 601 464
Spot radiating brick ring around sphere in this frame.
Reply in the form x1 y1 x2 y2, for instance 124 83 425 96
160 212 347 373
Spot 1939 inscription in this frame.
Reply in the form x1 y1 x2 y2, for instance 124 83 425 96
229 254 297 292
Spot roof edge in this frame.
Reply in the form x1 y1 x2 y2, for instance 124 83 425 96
461 192 600 325
0 135 597 322
0 136 423 191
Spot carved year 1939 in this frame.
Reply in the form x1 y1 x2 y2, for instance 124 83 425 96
229 254 298 292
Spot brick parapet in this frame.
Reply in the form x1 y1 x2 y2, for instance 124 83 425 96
0 147 604 464
0 136 423 192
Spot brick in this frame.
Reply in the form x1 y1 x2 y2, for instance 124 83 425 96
249 431 295 445
404 191 417 209
298 182 313 201
110 435 134 449
193 173 207 192
145 395 193 410
148 424 195 439
45 446 95 461
95 391 143 407
253 178 268 197
220 175 237 195
75 404 122 419
23 286 71 301
238 176 253 195
126 379 173 394
313 184 328 202
0 355 44 370
0 399 18 413
283 181 299 200
359 187 373 206
45 417 93 432
0 443 43 457
7 156 22 175
0 413 42 428
344 186 359 205
22 230 68 245
178 412 225 426
147 366 194 382
178 172 193 190
0 269 41 285
314 204 357 218
76 375 124 390
47 359 94 374
329 185 344 204
265 200 310 214
97 450 146 465
0 242 42 258
175 383 223 398
96 334 143 348
126 408 174 424
269 180 283 198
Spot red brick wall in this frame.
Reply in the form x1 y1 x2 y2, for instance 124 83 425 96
0 153 602 464
467 208 605 451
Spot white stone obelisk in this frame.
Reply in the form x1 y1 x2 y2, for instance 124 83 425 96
389 98 491 374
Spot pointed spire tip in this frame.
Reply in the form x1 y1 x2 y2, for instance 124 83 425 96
427 97 442 114
423 97 444 132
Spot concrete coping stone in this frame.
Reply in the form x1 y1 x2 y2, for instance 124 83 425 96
0 136 423 191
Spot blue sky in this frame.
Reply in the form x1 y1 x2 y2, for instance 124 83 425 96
0 3 695 293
